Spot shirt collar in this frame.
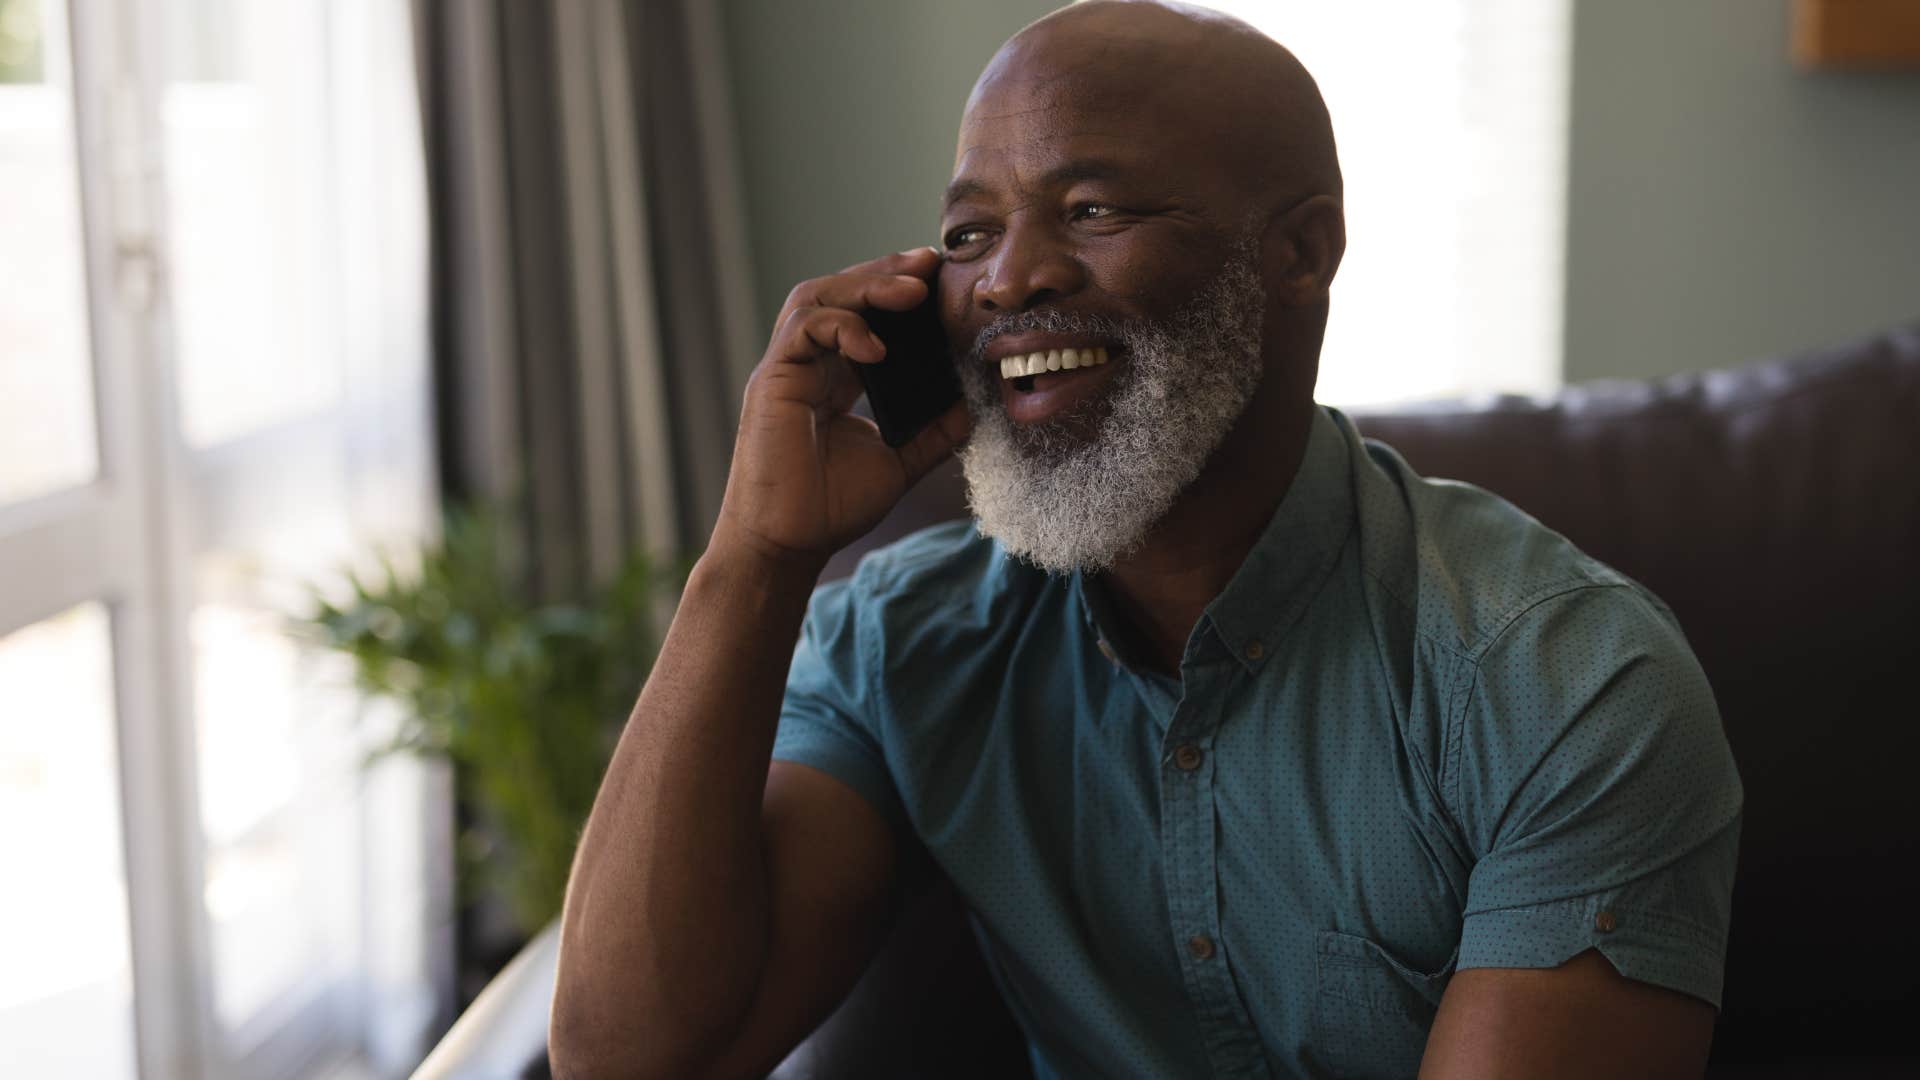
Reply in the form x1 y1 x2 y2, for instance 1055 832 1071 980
1205 406 1356 671
1072 406 1357 674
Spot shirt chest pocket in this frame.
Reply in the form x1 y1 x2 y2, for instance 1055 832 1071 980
1310 930 1456 1080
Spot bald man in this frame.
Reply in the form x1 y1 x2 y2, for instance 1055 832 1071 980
550 3 1742 1077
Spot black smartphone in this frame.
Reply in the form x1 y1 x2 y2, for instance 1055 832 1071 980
856 291 963 448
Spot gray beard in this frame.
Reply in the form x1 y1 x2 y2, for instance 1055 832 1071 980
954 238 1268 575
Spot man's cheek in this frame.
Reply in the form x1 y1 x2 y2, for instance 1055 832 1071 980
937 271 976 355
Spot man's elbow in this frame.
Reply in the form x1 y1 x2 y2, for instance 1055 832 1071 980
548 984 706 1080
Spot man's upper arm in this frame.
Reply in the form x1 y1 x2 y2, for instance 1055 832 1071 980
1420 948 1715 1079
1439 584 1742 1068
692 577 913 1077
696 761 904 1079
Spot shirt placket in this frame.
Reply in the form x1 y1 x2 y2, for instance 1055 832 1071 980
1160 664 1271 1079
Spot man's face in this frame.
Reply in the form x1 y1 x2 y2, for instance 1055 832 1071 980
936 50 1274 573
937 59 1256 435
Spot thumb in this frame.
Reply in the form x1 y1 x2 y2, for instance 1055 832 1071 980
896 400 972 486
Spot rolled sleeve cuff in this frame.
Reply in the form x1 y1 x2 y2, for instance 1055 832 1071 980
1459 896 1727 1008
771 723 910 839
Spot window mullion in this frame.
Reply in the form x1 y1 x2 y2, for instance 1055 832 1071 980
69 0 223 1076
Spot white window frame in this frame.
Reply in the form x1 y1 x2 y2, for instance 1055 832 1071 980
0 0 449 1075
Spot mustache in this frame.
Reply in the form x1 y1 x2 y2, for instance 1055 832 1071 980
965 308 1131 365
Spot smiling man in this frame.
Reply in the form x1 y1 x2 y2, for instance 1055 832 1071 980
550 3 1743 1078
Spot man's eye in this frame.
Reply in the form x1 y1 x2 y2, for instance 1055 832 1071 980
1072 203 1118 221
945 227 990 248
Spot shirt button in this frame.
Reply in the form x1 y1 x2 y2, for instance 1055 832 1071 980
1187 933 1216 960
1096 638 1117 663
1594 910 1618 933
1173 743 1204 771
1244 639 1264 660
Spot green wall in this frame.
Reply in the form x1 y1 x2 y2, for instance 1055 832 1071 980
719 0 1059 332
1563 0 1920 381
720 0 1920 383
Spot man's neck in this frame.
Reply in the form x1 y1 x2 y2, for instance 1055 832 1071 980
1096 401 1314 675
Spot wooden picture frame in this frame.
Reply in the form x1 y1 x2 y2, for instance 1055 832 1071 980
1792 0 1920 69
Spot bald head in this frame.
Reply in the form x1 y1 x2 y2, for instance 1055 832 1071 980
965 1 1341 207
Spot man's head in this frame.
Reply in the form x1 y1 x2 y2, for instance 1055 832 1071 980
939 0 1345 573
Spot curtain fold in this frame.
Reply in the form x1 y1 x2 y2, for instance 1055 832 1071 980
416 0 757 600
411 0 759 994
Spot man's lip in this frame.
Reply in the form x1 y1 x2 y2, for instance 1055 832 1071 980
983 332 1121 365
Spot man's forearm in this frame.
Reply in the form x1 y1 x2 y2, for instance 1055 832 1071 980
550 541 824 1076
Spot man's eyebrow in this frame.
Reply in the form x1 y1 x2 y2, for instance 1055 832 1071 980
942 158 1132 212
943 177 993 212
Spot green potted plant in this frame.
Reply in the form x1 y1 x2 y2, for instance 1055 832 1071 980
294 504 683 935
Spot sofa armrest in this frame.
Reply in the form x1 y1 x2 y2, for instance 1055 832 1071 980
413 922 558 1079
414 875 1030 1079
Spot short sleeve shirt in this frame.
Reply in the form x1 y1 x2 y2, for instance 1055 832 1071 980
773 406 1743 1079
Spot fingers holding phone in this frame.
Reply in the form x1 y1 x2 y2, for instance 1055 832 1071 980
716 247 968 572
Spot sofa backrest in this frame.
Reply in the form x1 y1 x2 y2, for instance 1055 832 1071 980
820 323 1920 1066
1357 325 1920 1062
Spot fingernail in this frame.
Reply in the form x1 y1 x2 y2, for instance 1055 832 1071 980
899 245 938 258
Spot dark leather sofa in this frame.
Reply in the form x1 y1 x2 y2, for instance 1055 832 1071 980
416 324 1919 1078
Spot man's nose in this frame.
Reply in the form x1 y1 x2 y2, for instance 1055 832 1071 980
973 221 1086 313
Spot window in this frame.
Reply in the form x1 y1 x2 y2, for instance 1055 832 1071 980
0 604 135 1078
1182 0 1572 407
0 0 444 1076
0 0 94 503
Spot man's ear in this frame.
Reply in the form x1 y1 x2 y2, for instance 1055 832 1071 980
1260 195 1345 306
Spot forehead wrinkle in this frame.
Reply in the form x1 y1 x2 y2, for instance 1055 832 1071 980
958 132 1137 162
964 25 1190 139
962 99 1073 133
962 78 1223 185
968 57 1163 129
946 139 1149 213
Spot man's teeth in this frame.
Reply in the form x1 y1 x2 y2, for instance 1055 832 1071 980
997 346 1110 380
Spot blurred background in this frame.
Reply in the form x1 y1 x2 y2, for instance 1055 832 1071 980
1 0 1915 1077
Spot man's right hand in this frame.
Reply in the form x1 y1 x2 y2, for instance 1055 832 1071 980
713 246 971 573
553 249 968 1079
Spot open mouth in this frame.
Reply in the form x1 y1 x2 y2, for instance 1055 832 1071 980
992 344 1122 425
999 345 1112 394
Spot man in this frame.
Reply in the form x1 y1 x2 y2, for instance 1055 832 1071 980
550 2 1743 1077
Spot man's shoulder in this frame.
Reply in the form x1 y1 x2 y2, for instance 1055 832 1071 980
800 519 1060 690
824 517 1037 626
1356 437 1674 665
842 517 992 590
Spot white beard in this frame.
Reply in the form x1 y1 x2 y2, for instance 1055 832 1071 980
954 237 1268 574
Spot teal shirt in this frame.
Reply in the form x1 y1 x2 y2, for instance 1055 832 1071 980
774 407 1742 1079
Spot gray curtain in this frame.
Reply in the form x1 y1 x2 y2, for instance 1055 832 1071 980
415 0 759 599
411 0 760 997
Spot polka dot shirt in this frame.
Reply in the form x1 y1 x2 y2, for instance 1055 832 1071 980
774 407 1743 1079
